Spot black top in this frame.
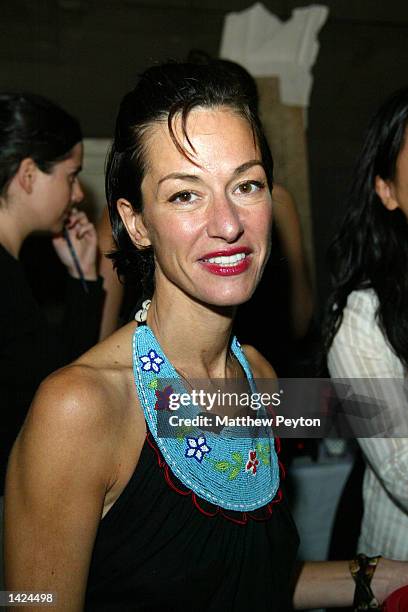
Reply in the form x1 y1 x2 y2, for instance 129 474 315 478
85 435 299 611
0 243 104 494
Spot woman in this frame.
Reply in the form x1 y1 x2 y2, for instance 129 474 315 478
325 88 408 560
0 93 104 494
5 64 407 610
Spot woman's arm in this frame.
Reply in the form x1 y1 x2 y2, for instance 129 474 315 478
53 208 105 361
272 185 314 338
4 366 116 611
293 558 406 609
272 185 313 338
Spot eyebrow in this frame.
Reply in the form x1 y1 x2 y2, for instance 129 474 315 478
157 160 265 187
158 172 200 186
232 160 265 177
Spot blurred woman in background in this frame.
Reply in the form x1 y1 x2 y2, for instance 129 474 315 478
0 92 104 494
325 87 408 560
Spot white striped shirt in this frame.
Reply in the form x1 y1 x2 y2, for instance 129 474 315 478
328 288 408 559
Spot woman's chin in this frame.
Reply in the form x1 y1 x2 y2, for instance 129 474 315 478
198 288 255 309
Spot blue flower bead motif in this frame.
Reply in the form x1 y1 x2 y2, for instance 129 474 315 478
185 436 212 463
139 349 164 373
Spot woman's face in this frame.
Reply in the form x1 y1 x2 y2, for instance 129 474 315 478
376 129 408 219
137 107 272 307
32 141 84 233
390 131 408 218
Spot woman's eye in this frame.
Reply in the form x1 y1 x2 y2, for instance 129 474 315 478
235 180 265 195
169 191 198 204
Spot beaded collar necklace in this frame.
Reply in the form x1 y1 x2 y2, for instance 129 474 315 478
133 323 280 511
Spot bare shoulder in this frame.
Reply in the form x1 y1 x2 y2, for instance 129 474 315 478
60 321 139 414
15 366 118 487
12 321 140 490
76 319 137 370
27 321 138 433
241 344 277 379
26 363 119 432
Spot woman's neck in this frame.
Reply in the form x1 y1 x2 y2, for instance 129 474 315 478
146 286 236 379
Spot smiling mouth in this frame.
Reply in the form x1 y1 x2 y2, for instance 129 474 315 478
201 252 248 266
199 250 252 276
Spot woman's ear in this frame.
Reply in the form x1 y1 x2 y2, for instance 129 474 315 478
375 175 399 211
117 198 151 248
16 158 37 194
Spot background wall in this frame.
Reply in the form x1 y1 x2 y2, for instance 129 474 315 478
2 0 408 305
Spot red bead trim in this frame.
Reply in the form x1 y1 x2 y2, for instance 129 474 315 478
145 432 284 525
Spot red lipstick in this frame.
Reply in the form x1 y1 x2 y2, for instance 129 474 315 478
199 247 252 276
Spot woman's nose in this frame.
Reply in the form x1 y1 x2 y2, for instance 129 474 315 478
206 195 244 242
72 178 84 204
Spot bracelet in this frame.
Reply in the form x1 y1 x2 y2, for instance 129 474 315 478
349 554 382 611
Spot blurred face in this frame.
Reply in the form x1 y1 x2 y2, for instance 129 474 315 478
390 130 408 218
33 141 84 233
376 129 408 220
137 107 272 307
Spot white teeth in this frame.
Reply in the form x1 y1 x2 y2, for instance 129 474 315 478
205 252 247 265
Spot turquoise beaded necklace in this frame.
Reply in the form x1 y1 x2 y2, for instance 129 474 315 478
133 323 280 511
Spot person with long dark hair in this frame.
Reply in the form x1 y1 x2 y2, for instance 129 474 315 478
0 93 104 494
325 88 408 560
4 65 408 610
